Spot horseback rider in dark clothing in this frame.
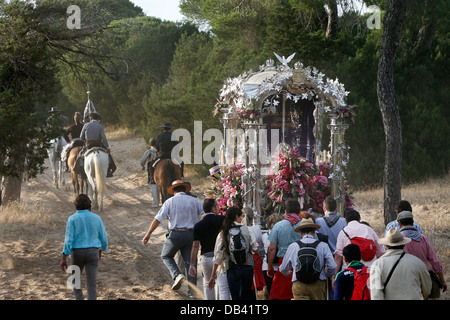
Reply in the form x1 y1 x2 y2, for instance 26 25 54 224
155 123 183 178
64 112 84 143
63 112 84 170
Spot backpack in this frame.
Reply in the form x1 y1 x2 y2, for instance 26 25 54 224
342 229 376 261
228 226 248 264
347 266 371 300
295 240 321 284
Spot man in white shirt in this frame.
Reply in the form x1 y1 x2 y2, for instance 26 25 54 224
142 180 203 291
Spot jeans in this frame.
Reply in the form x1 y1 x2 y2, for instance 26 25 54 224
161 230 197 286
227 263 255 300
71 248 99 300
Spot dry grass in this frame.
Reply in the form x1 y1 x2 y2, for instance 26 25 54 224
104 126 136 141
352 173 450 234
0 201 53 231
352 173 450 300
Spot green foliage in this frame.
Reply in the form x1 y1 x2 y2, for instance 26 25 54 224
60 16 198 131
3 0 448 188
0 0 60 178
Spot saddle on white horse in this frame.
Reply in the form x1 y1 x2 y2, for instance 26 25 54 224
84 147 109 158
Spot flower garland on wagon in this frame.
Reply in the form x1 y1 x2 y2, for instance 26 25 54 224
204 164 246 215
205 146 354 217
266 145 354 214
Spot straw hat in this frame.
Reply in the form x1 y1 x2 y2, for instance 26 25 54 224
167 180 191 195
378 227 411 246
294 218 321 232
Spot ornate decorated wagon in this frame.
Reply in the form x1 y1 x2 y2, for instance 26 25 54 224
205 53 355 226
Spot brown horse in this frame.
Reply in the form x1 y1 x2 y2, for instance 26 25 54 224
153 159 182 204
68 146 88 195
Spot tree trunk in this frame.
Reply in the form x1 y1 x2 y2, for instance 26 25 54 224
377 0 406 226
1 150 26 206
326 0 338 39
414 0 438 52
2 173 23 206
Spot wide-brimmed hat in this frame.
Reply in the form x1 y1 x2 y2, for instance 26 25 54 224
161 123 172 129
167 180 191 195
294 218 321 232
49 107 60 113
378 227 411 246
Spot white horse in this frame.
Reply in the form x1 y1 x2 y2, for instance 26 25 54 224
47 137 68 189
84 148 109 212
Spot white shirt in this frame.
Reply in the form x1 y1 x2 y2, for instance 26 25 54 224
155 192 203 230
370 249 432 300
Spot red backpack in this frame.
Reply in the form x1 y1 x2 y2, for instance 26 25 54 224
342 229 377 262
347 266 371 300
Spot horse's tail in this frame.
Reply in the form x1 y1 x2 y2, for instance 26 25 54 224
165 159 176 189
94 152 107 193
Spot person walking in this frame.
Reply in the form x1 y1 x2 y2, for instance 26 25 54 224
279 218 336 300
208 207 258 300
267 200 303 300
316 196 347 253
243 207 266 294
315 196 347 299
60 194 108 300
370 227 432 300
141 138 159 207
334 244 369 300
262 213 283 299
385 200 422 235
188 199 228 300
334 209 385 270
398 210 447 297
142 180 203 292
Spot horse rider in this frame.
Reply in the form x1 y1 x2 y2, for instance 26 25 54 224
64 112 84 143
47 107 70 138
155 123 183 178
47 107 70 158
63 112 85 171
80 112 116 178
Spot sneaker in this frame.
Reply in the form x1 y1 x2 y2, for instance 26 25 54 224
172 274 185 290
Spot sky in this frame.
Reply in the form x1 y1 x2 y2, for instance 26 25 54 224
131 0 184 22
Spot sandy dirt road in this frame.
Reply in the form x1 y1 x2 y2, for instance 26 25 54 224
0 134 205 300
